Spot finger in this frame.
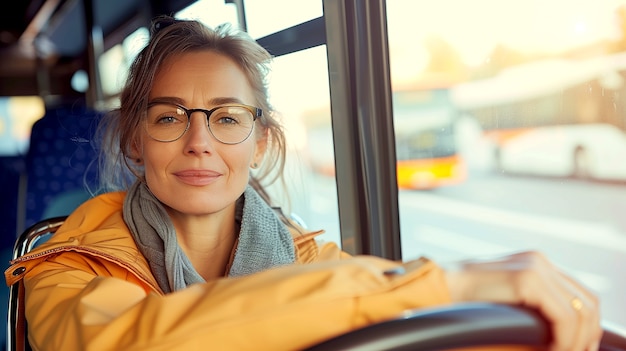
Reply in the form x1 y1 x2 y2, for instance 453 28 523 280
567 295 591 351
557 271 602 351
463 255 578 351
542 266 600 351
456 251 601 351
528 253 601 351
519 272 578 351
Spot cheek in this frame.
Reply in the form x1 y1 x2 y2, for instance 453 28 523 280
141 144 173 178
226 149 254 169
221 142 257 170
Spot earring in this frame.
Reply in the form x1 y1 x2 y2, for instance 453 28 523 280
251 162 258 169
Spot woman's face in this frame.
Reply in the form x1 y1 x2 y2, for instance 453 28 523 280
138 50 265 218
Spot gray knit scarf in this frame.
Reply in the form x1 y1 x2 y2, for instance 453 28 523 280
123 181 296 293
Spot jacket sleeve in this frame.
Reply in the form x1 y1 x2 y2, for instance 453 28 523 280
22 252 450 351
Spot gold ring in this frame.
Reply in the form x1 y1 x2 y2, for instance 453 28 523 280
570 297 583 312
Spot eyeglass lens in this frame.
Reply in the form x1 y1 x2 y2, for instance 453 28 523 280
145 103 255 144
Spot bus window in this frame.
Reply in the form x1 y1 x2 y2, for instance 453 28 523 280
387 0 626 328
267 46 340 245
0 96 44 156
0 96 44 246
175 0 239 29
244 0 322 38
99 27 149 100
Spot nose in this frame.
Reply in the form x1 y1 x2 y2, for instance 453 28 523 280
183 112 215 155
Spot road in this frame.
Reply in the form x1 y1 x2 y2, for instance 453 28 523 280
300 170 626 327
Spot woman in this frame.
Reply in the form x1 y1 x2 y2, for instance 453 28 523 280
5 16 600 351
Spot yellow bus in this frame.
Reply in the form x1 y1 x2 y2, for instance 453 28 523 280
303 87 467 190
393 87 466 189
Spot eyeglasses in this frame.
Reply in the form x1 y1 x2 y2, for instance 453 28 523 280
145 102 262 144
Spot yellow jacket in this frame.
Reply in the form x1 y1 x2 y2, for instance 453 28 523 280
5 191 451 350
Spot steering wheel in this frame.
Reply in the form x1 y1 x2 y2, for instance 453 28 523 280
305 303 626 351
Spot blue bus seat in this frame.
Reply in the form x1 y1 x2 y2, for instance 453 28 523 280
22 102 101 232
0 156 26 246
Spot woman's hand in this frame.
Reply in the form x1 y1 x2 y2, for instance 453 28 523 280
445 251 602 351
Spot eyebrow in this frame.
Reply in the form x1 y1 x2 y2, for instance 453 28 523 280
148 96 247 106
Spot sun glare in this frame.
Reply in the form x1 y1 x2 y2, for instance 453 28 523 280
387 0 626 69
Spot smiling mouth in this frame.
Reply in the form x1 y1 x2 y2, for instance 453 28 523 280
174 170 221 186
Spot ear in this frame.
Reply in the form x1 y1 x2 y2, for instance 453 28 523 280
252 130 268 168
128 138 143 163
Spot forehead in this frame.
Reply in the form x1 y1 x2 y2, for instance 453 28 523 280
149 51 255 104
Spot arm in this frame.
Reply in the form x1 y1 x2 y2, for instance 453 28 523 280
24 253 449 351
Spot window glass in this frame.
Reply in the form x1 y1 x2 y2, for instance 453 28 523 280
99 27 149 98
244 0 322 38
387 0 626 327
264 46 340 244
0 96 45 156
176 0 239 29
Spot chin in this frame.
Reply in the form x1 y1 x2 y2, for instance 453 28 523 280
176 199 232 216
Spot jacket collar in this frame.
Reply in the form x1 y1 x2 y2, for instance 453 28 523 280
6 191 326 288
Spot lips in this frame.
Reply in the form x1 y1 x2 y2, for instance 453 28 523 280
173 169 221 186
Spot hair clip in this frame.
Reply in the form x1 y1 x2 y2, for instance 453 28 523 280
151 15 178 35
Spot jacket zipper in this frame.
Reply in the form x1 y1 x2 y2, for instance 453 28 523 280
13 246 164 294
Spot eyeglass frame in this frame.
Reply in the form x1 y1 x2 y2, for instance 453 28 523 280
144 102 263 145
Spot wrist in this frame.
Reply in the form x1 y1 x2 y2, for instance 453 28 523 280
441 260 468 302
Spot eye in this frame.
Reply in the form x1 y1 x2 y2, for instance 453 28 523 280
156 114 184 124
148 105 187 125
216 115 238 124
211 110 243 125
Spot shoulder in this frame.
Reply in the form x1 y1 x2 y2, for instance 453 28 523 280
76 191 127 216
19 191 131 254
5 191 147 287
58 191 128 239
287 224 351 263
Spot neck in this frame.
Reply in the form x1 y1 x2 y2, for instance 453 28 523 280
167 204 238 279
